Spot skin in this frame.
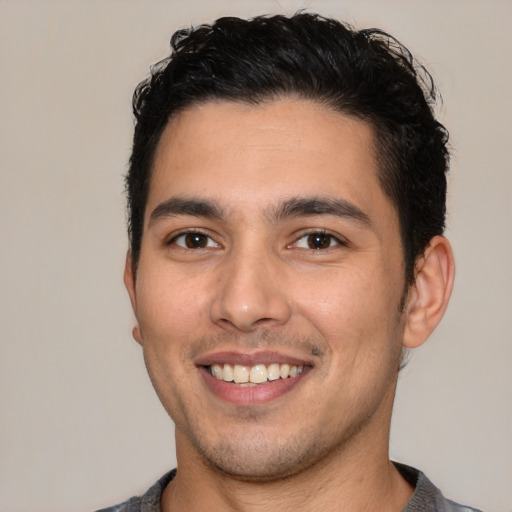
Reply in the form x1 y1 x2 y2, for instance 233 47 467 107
124 98 455 511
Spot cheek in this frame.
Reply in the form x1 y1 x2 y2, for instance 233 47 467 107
134 269 208 412
136 267 212 345
295 266 403 359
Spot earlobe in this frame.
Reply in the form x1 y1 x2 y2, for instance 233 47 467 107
403 236 455 349
124 251 143 346
132 325 143 345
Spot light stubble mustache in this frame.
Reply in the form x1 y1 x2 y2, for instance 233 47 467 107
184 329 326 362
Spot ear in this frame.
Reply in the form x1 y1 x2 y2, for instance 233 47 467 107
403 236 455 349
123 251 143 346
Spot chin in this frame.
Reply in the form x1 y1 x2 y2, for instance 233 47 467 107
190 430 327 483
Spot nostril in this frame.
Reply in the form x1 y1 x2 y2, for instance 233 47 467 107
255 317 273 324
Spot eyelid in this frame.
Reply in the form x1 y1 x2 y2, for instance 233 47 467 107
289 229 348 250
166 229 220 249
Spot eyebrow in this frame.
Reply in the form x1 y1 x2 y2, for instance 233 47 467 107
149 197 225 226
269 196 372 227
148 195 371 228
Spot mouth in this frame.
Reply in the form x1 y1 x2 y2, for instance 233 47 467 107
196 352 312 405
206 363 305 385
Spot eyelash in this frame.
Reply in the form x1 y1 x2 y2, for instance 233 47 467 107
167 230 219 249
291 230 347 250
166 229 347 251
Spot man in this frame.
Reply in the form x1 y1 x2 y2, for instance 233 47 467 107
98 12 481 512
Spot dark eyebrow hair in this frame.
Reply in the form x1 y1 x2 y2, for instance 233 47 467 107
149 197 224 225
269 196 371 226
149 195 371 228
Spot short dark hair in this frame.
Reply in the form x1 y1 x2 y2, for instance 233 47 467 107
127 12 449 283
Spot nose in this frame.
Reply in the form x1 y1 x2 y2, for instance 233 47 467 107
210 247 292 332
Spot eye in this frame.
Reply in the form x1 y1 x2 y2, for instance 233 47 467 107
171 232 219 249
293 232 343 250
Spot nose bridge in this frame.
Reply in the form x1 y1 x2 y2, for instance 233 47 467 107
210 237 291 331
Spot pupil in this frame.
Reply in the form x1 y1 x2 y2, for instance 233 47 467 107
185 233 206 248
309 233 329 249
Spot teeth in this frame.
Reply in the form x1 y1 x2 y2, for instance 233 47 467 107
212 364 223 379
267 363 280 381
222 364 234 382
233 365 249 383
209 363 305 384
250 364 268 384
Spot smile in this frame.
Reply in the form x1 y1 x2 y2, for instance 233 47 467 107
207 363 305 384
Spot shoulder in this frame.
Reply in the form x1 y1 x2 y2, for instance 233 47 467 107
395 463 484 512
95 470 176 512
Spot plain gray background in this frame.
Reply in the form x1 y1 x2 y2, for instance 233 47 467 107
1 1 511 511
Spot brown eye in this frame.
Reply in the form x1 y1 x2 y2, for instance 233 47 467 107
292 232 343 250
184 233 208 248
307 233 333 249
173 232 218 249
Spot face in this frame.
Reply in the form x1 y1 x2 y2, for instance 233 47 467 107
126 99 409 481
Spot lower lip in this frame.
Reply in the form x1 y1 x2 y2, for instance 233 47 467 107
199 366 310 405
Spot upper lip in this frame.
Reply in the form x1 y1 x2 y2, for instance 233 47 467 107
194 350 314 368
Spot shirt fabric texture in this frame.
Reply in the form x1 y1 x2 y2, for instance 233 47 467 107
95 463 483 512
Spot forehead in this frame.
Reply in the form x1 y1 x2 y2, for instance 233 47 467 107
147 98 396 229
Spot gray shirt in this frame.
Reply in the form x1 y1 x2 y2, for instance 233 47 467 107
96 464 483 512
